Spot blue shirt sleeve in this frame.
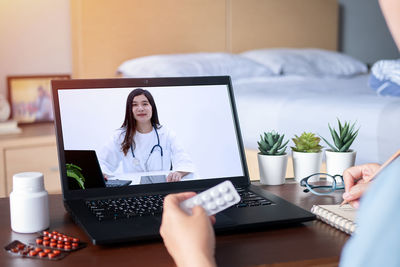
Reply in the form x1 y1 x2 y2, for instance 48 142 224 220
340 157 400 267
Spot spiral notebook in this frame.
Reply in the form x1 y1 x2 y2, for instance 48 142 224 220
311 204 357 235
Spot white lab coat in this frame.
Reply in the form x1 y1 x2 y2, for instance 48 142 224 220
98 126 195 176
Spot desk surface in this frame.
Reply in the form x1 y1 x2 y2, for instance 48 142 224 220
0 182 348 267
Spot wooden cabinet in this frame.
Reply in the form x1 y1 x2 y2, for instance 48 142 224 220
0 124 60 197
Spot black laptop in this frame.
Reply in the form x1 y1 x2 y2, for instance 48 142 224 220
52 76 315 245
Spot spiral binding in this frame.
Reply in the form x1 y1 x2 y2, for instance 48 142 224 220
311 205 356 235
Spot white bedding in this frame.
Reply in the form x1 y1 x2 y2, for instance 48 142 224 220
233 75 400 164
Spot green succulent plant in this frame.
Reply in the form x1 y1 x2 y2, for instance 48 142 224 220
66 163 85 189
320 119 359 152
258 131 289 155
291 132 323 153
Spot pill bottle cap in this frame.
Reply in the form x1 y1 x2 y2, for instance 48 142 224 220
13 172 45 193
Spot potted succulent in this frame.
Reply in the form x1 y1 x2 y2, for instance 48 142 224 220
257 131 289 185
291 132 323 182
320 119 359 177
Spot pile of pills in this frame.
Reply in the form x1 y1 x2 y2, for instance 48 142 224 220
36 230 83 251
5 230 85 261
5 240 66 260
180 180 241 216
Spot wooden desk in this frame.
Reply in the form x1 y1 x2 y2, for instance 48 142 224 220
0 182 348 267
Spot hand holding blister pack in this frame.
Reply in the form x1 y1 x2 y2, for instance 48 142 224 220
180 181 241 216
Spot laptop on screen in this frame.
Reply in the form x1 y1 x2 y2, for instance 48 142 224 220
52 76 314 245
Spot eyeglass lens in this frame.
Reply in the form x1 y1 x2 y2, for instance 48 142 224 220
306 174 344 194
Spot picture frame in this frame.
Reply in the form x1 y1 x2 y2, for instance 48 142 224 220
7 74 70 124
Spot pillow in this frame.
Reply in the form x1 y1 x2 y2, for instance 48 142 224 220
117 52 274 80
369 59 400 97
240 48 368 77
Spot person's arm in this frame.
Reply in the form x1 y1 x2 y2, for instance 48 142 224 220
342 163 380 208
166 128 196 182
160 192 216 267
379 0 400 50
167 171 190 182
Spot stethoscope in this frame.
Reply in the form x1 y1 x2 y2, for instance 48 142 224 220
130 125 163 171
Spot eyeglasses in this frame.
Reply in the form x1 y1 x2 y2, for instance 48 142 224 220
300 173 344 196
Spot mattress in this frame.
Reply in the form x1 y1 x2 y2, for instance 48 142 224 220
233 75 400 164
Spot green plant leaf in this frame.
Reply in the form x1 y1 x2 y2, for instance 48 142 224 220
320 135 339 152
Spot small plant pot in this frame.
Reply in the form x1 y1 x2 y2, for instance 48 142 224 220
325 149 356 179
257 153 288 185
292 151 323 182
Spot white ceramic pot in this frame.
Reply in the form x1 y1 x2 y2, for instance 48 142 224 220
292 151 323 182
325 149 356 178
257 153 288 185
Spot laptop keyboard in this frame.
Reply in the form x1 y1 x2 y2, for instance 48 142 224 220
86 194 166 221
236 188 273 207
86 188 273 221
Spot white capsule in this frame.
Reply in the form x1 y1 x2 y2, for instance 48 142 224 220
193 198 203 206
224 194 234 202
216 198 225 206
207 202 217 210
219 185 229 193
201 194 211 202
210 189 220 198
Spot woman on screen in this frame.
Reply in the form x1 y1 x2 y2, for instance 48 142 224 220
98 88 194 182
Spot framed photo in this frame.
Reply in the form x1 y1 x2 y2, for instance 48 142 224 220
7 74 70 124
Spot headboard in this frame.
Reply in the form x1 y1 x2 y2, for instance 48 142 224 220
71 0 338 78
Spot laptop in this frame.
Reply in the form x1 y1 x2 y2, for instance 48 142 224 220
52 76 315 245
64 150 132 189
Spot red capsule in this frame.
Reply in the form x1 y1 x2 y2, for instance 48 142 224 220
48 253 56 259
17 244 25 250
43 230 49 236
36 238 43 245
72 238 80 243
43 236 50 241
34 247 43 252
57 244 64 249
39 252 47 258
57 240 63 244
44 249 51 253
64 245 71 251
72 242 79 247
10 247 19 253
53 249 61 255
50 242 57 248
29 250 38 256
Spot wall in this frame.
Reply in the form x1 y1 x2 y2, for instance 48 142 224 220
0 0 72 98
339 0 399 65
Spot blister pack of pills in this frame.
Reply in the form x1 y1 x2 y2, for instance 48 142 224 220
34 230 86 252
180 180 241 216
4 230 86 261
4 240 67 260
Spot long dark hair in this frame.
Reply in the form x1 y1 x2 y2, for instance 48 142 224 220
120 88 160 155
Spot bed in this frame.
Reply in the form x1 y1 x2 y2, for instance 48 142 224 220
69 0 400 176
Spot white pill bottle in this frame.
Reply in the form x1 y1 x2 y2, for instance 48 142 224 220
10 172 49 233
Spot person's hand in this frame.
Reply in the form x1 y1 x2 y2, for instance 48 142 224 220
342 163 381 208
160 192 216 267
166 171 188 182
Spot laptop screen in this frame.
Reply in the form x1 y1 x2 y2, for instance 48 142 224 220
52 77 248 193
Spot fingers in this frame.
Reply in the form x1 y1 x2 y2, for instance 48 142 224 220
164 192 197 208
192 206 216 224
342 182 370 202
343 165 364 192
167 172 183 182
343 163 380 192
